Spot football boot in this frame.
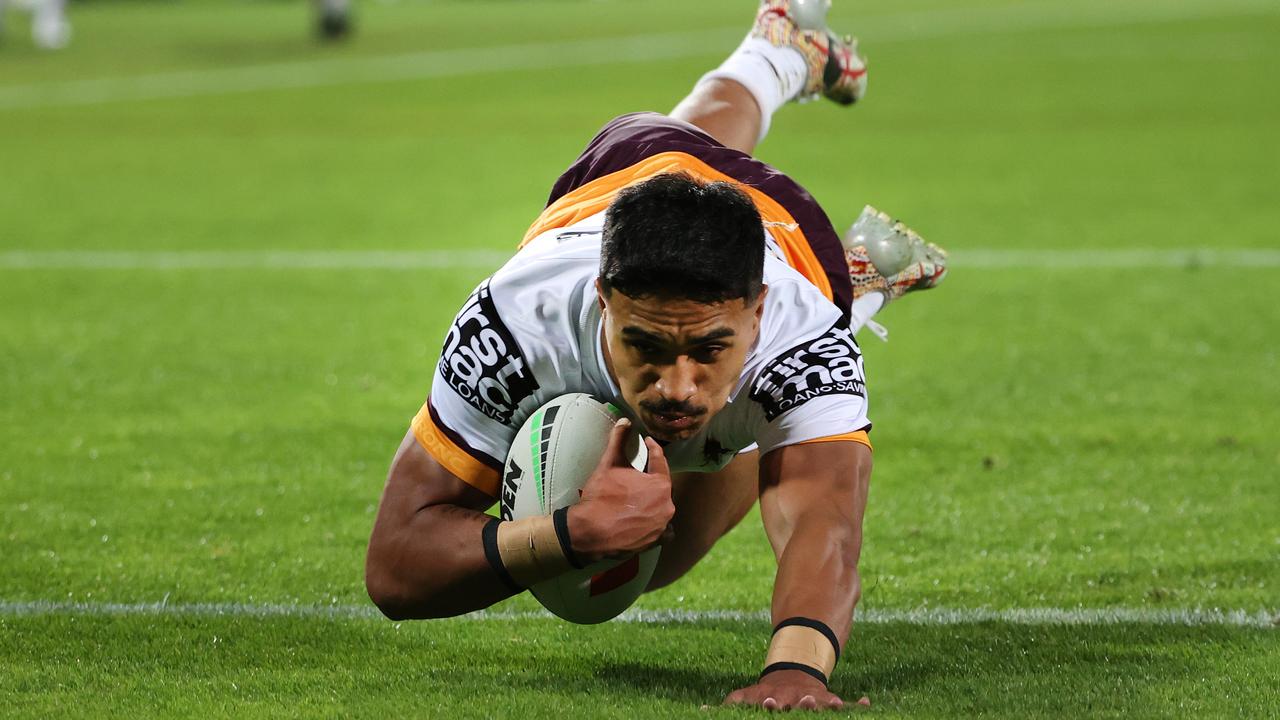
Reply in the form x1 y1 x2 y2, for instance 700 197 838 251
750 0 868 105
843 206 948 302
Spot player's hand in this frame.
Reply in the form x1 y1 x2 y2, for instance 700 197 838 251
568 418 674 563
723 669 869 712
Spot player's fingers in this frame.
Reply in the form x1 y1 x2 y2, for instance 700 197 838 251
644 437 671 479
641 523 674 552
723 689 746 706
598 418 634 468
762 697 780 711
856 696 871 707
797 695 818 710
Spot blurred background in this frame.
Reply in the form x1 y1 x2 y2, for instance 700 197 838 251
1 1 1277 715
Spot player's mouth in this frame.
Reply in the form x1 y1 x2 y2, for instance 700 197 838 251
649 411 697 431
638 401 708 439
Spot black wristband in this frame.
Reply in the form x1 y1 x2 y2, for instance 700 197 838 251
551 507 585 569
760 661 828 688
773 616 842 663
481 517 522 592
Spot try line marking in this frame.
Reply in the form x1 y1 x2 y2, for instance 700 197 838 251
0 248 1277 270
1 601 1275 628
0 0 1274 110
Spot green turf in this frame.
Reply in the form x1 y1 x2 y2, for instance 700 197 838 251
2 0 1278 716
2 615 1277 718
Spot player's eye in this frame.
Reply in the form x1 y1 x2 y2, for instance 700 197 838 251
627 341 663 359
690 345 726 363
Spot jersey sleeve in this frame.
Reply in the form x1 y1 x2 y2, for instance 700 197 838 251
413 279 543 497
748 314 873 457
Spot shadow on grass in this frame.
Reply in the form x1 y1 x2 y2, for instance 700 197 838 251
3 615 1276 716
554 620 1276 714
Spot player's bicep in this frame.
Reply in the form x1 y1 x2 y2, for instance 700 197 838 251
410 396 507 496
382 429 497 517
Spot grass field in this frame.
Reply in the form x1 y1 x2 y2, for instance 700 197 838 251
2 0 1278 716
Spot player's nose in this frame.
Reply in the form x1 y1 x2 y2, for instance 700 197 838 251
654 356 698 403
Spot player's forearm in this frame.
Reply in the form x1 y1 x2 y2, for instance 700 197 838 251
770 505 862 642
760 442 870 647
750 506 862 693
365 503 518 620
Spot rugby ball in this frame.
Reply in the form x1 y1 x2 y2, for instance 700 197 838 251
500 393 660 624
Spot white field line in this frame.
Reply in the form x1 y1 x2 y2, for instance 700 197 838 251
0 28 743 111
0 0 1275 111
955 248 1280 269
1 248 1278 271
1 600 1276 628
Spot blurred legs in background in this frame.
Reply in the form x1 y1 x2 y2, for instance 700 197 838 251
313 0 351 40
0 0 70 49
32 0 68 49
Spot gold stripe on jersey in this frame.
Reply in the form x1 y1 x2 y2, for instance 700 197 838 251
521 151 835 304
412 403 501 497
796 429 872 452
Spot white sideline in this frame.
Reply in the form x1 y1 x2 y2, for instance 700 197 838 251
1 248 1278 271
0 0 1275 111
0 600 1275 628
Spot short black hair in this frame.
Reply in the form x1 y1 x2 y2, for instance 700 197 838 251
599 172 764 303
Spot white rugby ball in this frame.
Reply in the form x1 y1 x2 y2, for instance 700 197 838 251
499 393 660 624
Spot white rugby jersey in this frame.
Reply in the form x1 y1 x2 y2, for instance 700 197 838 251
412 212 871 497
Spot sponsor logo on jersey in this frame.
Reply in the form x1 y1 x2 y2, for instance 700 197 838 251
439 281 540 426
750 318 866 421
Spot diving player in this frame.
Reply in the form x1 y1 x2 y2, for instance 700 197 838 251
365 0 947 711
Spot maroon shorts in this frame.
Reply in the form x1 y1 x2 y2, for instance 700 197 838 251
545 112 853 313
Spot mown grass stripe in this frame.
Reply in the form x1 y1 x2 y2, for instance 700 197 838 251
1 248 1277 271
1 601 1275 628
0 249 514 270
0 0 1273 111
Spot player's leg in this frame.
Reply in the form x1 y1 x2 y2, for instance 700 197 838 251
670 79 765 158
671 0 867 155
668 3 945 327
646 451 760 591
31 0 69 50
533 3 943 332
313 0 351 40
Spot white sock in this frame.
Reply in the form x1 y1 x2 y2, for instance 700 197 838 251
32 0 69 50
848 291 886 336
697 37 809 144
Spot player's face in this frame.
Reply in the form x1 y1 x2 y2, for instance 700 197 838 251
598 283 767 443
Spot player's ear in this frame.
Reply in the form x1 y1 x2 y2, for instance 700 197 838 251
594 278 608 312
752 284 769 321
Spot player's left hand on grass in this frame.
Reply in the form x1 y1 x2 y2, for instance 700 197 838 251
723 669 869 712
